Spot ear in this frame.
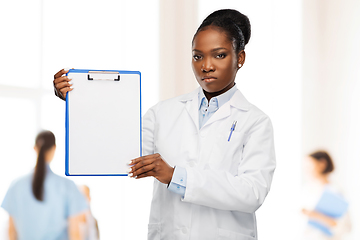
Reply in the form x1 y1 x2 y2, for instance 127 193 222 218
237 50 246 68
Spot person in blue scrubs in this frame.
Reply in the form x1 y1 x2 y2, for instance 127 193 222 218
1 130 88 240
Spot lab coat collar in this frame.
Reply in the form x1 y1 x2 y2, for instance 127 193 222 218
179 87 250 130
178 88 200 102
229 89 250 111
179 87 250 111
179 88 200 130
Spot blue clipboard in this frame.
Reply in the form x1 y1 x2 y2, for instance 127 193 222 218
308 187 349 236
65 69 142 176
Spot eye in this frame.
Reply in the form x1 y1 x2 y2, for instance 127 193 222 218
193 55 202 61
216 53 226 59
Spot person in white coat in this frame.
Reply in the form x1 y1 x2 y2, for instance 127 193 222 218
53 9 276 240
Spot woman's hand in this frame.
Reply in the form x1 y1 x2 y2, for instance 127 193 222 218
302 208 316 217
302 208 337 227
8 216 17 240
128 153 174 184
53 69 73 100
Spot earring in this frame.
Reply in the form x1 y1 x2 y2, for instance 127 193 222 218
238 64 242 68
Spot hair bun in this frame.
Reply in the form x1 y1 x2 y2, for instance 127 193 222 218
204 9 251 45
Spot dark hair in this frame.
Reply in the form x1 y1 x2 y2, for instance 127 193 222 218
193 9 251 54
32 130 56 201
309 150 335 175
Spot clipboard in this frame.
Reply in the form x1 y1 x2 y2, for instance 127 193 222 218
65 69 142 176
308 188 349 236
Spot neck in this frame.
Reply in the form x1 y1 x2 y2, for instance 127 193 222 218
315 173 329 185
203 82 235 101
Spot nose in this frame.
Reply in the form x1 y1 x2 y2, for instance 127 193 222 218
201 57 215 73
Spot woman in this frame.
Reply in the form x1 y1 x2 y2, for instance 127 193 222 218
53 9 276 240
301 151 351 239
1 131 88 240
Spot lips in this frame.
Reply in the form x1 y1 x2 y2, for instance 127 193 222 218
202 76 217 83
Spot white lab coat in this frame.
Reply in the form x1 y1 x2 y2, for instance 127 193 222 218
143 87 276 240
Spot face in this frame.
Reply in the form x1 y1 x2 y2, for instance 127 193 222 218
306 156 326 177
192 26 245 98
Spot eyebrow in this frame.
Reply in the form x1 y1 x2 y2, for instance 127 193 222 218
193 47 228 53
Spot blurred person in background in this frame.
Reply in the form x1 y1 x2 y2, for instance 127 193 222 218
301 150 351 239
79 185 100 240
1 130 88 240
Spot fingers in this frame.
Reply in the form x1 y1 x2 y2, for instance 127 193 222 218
60 87 74 99
53 75 71 85
54 68 69 80
129 158 157 176
130 153 161 165
53 69 73 100
128 153 161 178
127 153 174 184
136 170 157 179
130 163 157 179
55 80 72 90
131 157 154 170
54 77 73 99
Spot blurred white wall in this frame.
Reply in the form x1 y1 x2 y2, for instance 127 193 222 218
159 0 199 100
302 0 360 239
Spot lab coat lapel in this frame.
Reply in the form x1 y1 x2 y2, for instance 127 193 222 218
179 88 200 131
202 89 250 128
202 102 230 128
229 90 250 111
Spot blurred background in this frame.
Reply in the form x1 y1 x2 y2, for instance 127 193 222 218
0 0 359 239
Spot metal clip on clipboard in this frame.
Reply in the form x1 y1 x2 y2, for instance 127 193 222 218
87 71 120 81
